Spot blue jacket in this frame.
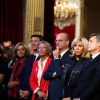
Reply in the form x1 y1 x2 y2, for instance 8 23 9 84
19 55 36 98
44 50 73 100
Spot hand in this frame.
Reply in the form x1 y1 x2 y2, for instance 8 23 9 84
37 90 45 98
73 98 80 100
52 72 57 77
19 90 24 98
7 81 19 88
22 91 29 97
19 90 29 98
62 97 71 100
43 93 48 100
53 48 60 59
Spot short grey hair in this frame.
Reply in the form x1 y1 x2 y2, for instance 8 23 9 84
90 33 100 42
59 33 70 41
65 33 70 41
38 41 52 56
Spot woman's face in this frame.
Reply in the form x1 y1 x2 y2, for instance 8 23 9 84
74 41 84 56
38 43 48 57
16 45 26 58
28 43 34 55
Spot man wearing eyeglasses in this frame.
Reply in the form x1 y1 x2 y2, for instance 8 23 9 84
44 33 73 100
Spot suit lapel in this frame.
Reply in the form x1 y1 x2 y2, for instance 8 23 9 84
41 57 51 78
61 50 71 59
87 54 100 68
82 54 100 75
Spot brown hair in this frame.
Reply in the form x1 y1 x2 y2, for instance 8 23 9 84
14 42 28 57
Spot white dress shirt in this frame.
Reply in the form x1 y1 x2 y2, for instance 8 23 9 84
60 48 69 59
92 52 100 59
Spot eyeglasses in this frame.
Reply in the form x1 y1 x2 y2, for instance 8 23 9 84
55 39 66 43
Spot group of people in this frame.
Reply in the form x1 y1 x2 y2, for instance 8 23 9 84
0 33 100 100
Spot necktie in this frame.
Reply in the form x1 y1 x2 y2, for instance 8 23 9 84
90 57 93 61
59 55 61 59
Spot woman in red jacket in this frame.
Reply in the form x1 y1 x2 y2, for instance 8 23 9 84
30 41 52 100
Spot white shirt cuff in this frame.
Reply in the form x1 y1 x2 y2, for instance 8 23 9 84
34 87 40 94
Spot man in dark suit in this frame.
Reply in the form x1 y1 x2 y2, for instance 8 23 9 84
18 35 43 99
44 33 73 100
73 33 100 100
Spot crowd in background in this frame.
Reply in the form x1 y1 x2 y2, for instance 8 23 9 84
0 33 100 100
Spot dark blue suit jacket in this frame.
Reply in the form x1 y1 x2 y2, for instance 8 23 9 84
19 55 36 98
74 54 100 100
44 50 73 100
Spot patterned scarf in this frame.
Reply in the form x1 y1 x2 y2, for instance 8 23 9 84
8 58 26 98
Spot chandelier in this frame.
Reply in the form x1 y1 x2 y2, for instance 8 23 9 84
54 0 78 29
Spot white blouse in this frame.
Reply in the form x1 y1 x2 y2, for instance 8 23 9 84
34 57 49 94
37 57 48 86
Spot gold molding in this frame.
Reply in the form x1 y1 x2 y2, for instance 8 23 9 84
24 0 44 44
75 0 84 37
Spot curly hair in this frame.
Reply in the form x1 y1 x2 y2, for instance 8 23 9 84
71 37 90 58
38 41 52 56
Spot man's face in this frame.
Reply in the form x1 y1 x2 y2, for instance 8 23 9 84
88 36 99 52
3 41 12 49
30 37 40 51
55 34 69 50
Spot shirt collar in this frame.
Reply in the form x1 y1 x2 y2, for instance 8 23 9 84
34 53 39 57
38 57 48 68
92 52 100 59
34 53 39 60
60 48 69 58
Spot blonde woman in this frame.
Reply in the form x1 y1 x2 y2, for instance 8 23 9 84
7 42 28 100
63 37 90 100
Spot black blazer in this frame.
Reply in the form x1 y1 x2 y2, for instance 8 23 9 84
44 50 73 100
74 54 100 100
63 57 90 99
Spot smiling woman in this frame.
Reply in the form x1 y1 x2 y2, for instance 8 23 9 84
14 43 28 59
7 42 28 100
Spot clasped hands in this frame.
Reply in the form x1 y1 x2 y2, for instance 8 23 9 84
62 97 80 100
37 90 48 100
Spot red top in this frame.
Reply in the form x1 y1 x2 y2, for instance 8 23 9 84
30 56 52 100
